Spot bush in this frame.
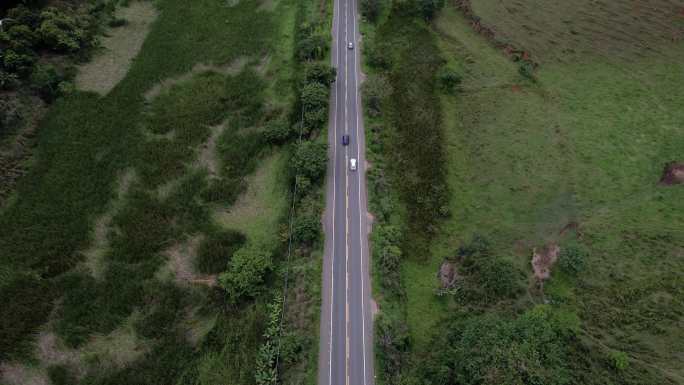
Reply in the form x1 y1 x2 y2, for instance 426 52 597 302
421 306 575 385
30 63 64 101
437 66 461 93
559 244 586 275
264 118 293 144
196 230 246 274
2 49 36 76
219 248 273 303
48 365 76 385
0 70 19 90
376 313 410 383
457 235 523 302
362 74 391 116
519 60 536 80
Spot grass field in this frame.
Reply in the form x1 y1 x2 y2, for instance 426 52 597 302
0 0 330 383
364 1 683 384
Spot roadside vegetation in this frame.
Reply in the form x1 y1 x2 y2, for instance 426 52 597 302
1 0 332 384
362 0 683 384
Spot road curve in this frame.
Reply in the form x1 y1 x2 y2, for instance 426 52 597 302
318 0 373 383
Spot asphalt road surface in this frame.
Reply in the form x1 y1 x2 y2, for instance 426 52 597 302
317 0 374 383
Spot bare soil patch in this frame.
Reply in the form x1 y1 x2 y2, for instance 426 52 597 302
0 363 47 385
437 260 458 289
76 1 159 95
659 161 684 185
531 243 560 281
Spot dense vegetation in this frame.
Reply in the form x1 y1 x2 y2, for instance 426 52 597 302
0 0 332 384
363 0 683 384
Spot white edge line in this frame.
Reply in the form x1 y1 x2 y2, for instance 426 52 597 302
351 0 369 383
327 0 340 383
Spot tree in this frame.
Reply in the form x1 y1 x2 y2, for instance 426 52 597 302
362 74 391 116
304 62 336 86
293 141 327 182
293 212 320 245
416 0 445 20
219 248 273 303
361 0 381 22
37 7 90 52
264 119 292 144
301 81 328 111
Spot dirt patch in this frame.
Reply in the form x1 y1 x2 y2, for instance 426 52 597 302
257 0 278 12
36 331 80 369
658 161 684 185
158 235 217 287
531 243 560 281
437 260 458 288
144 58 248 101
75 1 159 95
0 363 48 385
511 84 522 92
371 299 379 317
195 123 227 177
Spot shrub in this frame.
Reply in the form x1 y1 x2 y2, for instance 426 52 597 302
196 230 246 274
2 49 36 76
376 313 410 383
219 247 273 303
559 244 586 275
264 118 293 144
519 60 536 80
437 66 461 93
362 74 391 116
0 70 19 90
422 306 575 385
48 364 76 385
30 63 64 101
610 350 629 371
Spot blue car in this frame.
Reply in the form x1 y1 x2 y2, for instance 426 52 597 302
342 135 350 146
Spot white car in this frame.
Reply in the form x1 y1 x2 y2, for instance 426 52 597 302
348 41 354 49
350 158 357 171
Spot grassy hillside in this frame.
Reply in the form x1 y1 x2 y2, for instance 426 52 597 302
0 0 332 384
363 0 684 384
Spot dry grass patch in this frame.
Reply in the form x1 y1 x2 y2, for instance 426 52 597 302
82 170 135 279
156 235 219 286
144 58 249 102
0 363 47 385
195 123 228 177
213 151 287 247
75 1 159 95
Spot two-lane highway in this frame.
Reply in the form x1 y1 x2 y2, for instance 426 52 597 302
318 0 373 382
